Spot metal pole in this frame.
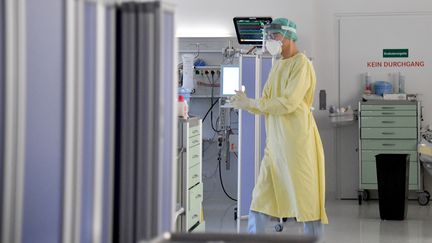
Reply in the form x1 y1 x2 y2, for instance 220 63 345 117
254 55 261 183
63 1 89 242
2 0 26 242
73 0 85 241
106 5 117 243
236 55 243 233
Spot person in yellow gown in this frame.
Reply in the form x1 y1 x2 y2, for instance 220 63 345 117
231 18 328 236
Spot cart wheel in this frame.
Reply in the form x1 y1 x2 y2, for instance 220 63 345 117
362 190 370 201
275 224 283 232
425 190 430 198
282 217 288 222
358 194 362 205
418 193 430 206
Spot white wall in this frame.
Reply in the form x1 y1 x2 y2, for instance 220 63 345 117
170 0 316 57
171 0 432 199
314 0 432 197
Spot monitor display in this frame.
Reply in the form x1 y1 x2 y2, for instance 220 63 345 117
220 65 240 96
233 17 272 46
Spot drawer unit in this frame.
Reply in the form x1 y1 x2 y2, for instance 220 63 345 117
177 117 204 232
189 126 200 138
188 164 200 189
359 101 420 203
361 110 417 117
193 222 206 232
361 127 417 139
360 116 417 127
188 144 201 168
361 139 417 150
187 183 203 230
361 104 416 111
189 135 201 148
189 183 203 212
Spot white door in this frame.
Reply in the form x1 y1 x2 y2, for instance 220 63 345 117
338 14 432 198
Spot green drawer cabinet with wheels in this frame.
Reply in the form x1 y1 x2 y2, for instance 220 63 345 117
358 100 428 205
177 117 205 232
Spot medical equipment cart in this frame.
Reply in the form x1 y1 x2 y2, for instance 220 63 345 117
358 100 430 205
176 117 205 232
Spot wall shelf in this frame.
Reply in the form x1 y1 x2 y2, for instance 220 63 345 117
190 95 221 98
194 65 220 69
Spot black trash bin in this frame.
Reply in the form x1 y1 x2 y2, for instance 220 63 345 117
375 154 410 220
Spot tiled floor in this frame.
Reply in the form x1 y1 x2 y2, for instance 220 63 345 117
203 198 432 242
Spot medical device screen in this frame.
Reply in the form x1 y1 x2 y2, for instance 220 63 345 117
221 65 240 96
233 17 272 45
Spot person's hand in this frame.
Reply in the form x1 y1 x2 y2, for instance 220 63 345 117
230 90 251 109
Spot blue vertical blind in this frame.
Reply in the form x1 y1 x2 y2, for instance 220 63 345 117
239 56 257 217
23 0 64 242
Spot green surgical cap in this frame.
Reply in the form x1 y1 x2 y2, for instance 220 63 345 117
269 18 298 42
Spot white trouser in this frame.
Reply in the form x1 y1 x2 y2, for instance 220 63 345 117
247 210 323 237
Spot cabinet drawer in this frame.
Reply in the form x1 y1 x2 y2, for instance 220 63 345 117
189 126 200 138
361 128 417 139
361 116 417 127
362 140 417 150
187 203 199 230
361 105 416 111
187 183 203 230
362 161 418 185
362 150 417 161
361 110 417 117
189 136 201 148
188 164 201 189
192 221 205 232
189 183 203 210
188 145 201 168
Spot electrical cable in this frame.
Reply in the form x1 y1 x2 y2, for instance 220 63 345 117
218 155 237 201
210 70 221 133
246 46 257 54
193 43 200 59
217 140 237 202
205 73 212 84
202 98 220 122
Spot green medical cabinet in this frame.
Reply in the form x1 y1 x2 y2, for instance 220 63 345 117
358 100 429 205
176 117 205 232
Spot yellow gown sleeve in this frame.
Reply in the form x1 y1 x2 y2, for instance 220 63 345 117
249 58 311 115
246 86 269 115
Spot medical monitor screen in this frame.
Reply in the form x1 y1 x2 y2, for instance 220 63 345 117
221 66 240 96
233 17 272 45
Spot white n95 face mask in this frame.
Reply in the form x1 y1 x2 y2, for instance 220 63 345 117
266 40 282 56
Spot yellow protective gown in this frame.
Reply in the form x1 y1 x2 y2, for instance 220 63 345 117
246 53 328 224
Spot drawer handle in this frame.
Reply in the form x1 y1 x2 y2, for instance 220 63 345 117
192 155 199 159
195 194 202 199
381 121 395 124
381 112 395 115
192 214 198 219
192 130 198 134
382 132 395 135
192 174 199 179
382 143 396 146
192 140 199 144
381 107 395 110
